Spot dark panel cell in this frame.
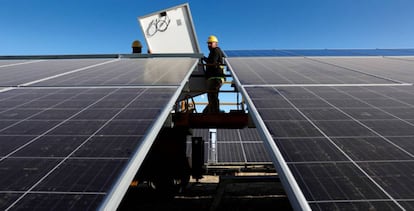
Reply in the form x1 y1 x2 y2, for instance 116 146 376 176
397 98 414 106
0 59 29 65
0 193 21 211
0 59 112 86
383 108 414 120
115 108 160 120
53 100 95 109
73 136 142 158
17 100 62 109
0 120 18 131
0 136 36 156
243 143 271 162
258 109 305 121
1 120 60 135
0 100 28 109
72 108 120 120
251 99 293 109
0 158 60 191
13 136 87 157
362 99 411 108
325 99 371 108
39 93 80 100
309 91 352 100
0 109 44 120
34 159 126 192
238 128 263 142
386 137 414 155
341 108 396 120
217 143 244 163
126 99 164 109
11 193 104 211
217 129 241 141
301 108 350 120
97 120 153 136
29 109 79 120
90 100 132 109
245 87 284 99
399 201 414 211
288 99 332 108
359 162 414 199
332 137 412 161
310 201 402 211
225 49 293 57
71 93 111 101
290 163 388 201
283 92 322 100
47 120 106 135
265 120 322 138
101 93 139 102
362 120 414 136
276 138 347 162
313 120 376 137
31 58 196 86
137 90 177 101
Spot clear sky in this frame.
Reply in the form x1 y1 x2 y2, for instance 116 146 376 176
1 0 414 56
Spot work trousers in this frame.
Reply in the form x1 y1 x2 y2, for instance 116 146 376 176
204 78 222 113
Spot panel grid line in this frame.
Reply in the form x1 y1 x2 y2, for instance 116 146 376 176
0 60 44 68
0 89 94 133
18 59 119 87
272 87 405 209
242 83 412 87
362 86 414 107
307 57 409 84
236 129 248 163
5 88 148 211
306 87 414 158
0 191 106 195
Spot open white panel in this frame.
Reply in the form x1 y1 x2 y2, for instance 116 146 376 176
138 3 200 54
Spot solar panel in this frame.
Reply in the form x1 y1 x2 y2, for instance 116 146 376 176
30 58 198 86
226 50 414 211
0 59 114 86
225 49 414 57
0 56 198 210
186 128 271 164
216 128 271 163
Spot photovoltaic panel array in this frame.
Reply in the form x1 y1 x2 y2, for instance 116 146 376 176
0 56 198 210
187 128 271 164
216 128 271 163
225 48 414 57
225 49 414 211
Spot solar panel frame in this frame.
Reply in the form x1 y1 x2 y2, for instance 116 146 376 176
98 59 197 210
227 62 311 210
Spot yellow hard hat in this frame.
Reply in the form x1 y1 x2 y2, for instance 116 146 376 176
207 35 218 43
132 40 142 48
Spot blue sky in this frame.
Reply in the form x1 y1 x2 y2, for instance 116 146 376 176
1 0 414 56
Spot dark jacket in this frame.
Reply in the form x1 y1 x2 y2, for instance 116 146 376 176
204 47 225 79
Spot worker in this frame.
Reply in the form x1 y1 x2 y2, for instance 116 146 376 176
203 35 225 113
131 40 142 53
